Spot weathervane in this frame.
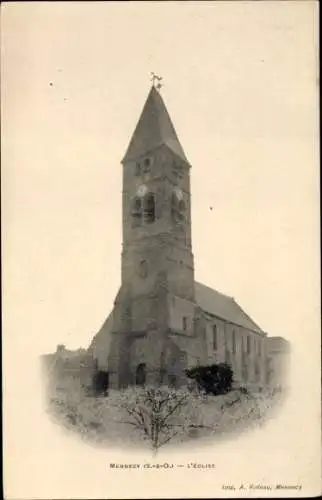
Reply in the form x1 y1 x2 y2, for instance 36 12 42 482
151 72 163 90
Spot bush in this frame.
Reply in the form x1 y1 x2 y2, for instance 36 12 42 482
186 363 233 395
92 370 109 396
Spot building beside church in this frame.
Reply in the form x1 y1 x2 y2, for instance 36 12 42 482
266 337 291 389
88 84 272 391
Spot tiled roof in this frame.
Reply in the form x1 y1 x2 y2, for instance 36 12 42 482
195 281 264 334
122 86 188 163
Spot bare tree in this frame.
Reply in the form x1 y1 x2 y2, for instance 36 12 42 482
110 385 205 454
45 372 280 451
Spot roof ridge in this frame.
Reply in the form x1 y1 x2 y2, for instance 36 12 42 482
231 297 264 333
195 280 234 300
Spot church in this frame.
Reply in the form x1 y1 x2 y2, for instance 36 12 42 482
88 82 269 391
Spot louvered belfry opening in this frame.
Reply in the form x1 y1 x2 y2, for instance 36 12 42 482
131 196 142 226
171 192 185 222
143 193 156 223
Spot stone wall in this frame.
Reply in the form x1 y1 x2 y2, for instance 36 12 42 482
202 314 267 388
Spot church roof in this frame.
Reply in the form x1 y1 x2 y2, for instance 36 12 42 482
195 281 265 334
88 282 265 358
122 86 188 164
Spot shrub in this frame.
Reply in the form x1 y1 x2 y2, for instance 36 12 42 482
92 370 109 396
186 363 233 395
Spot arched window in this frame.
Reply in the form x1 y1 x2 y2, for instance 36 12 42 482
212 325 218 350
135 162 141 176
246 336 251 354
171 192 177 216
143 193 156 223
178 200 185 220
254 360 260 382
232 330 236 354
171 192 185 223
135 363 146 386
143 157 151 172
131 197 142 226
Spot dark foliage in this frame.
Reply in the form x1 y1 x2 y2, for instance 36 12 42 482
186 363 233 395
92 370 109 396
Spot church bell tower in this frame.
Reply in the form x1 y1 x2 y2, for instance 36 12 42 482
108 81 197 388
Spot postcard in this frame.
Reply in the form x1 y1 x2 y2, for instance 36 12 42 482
2 1 321 498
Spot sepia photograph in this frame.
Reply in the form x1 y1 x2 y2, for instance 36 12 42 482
2 1 320 498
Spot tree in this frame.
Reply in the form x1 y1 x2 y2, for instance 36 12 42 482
109 385 205 454
186 362 233 395
46 373 279 451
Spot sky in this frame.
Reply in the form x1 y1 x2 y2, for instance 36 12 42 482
2 1 319 357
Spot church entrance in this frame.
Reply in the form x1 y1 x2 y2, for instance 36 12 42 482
135 363 146 386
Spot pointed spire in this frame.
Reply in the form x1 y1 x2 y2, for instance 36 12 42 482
122 86 188 164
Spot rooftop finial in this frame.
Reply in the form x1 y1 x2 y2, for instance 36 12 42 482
150 72 163 91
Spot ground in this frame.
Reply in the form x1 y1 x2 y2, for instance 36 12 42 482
44 374 286 452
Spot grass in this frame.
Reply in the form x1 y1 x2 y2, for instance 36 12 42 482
45 373 285 451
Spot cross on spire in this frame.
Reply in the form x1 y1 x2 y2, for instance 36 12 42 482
150 72 163 90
